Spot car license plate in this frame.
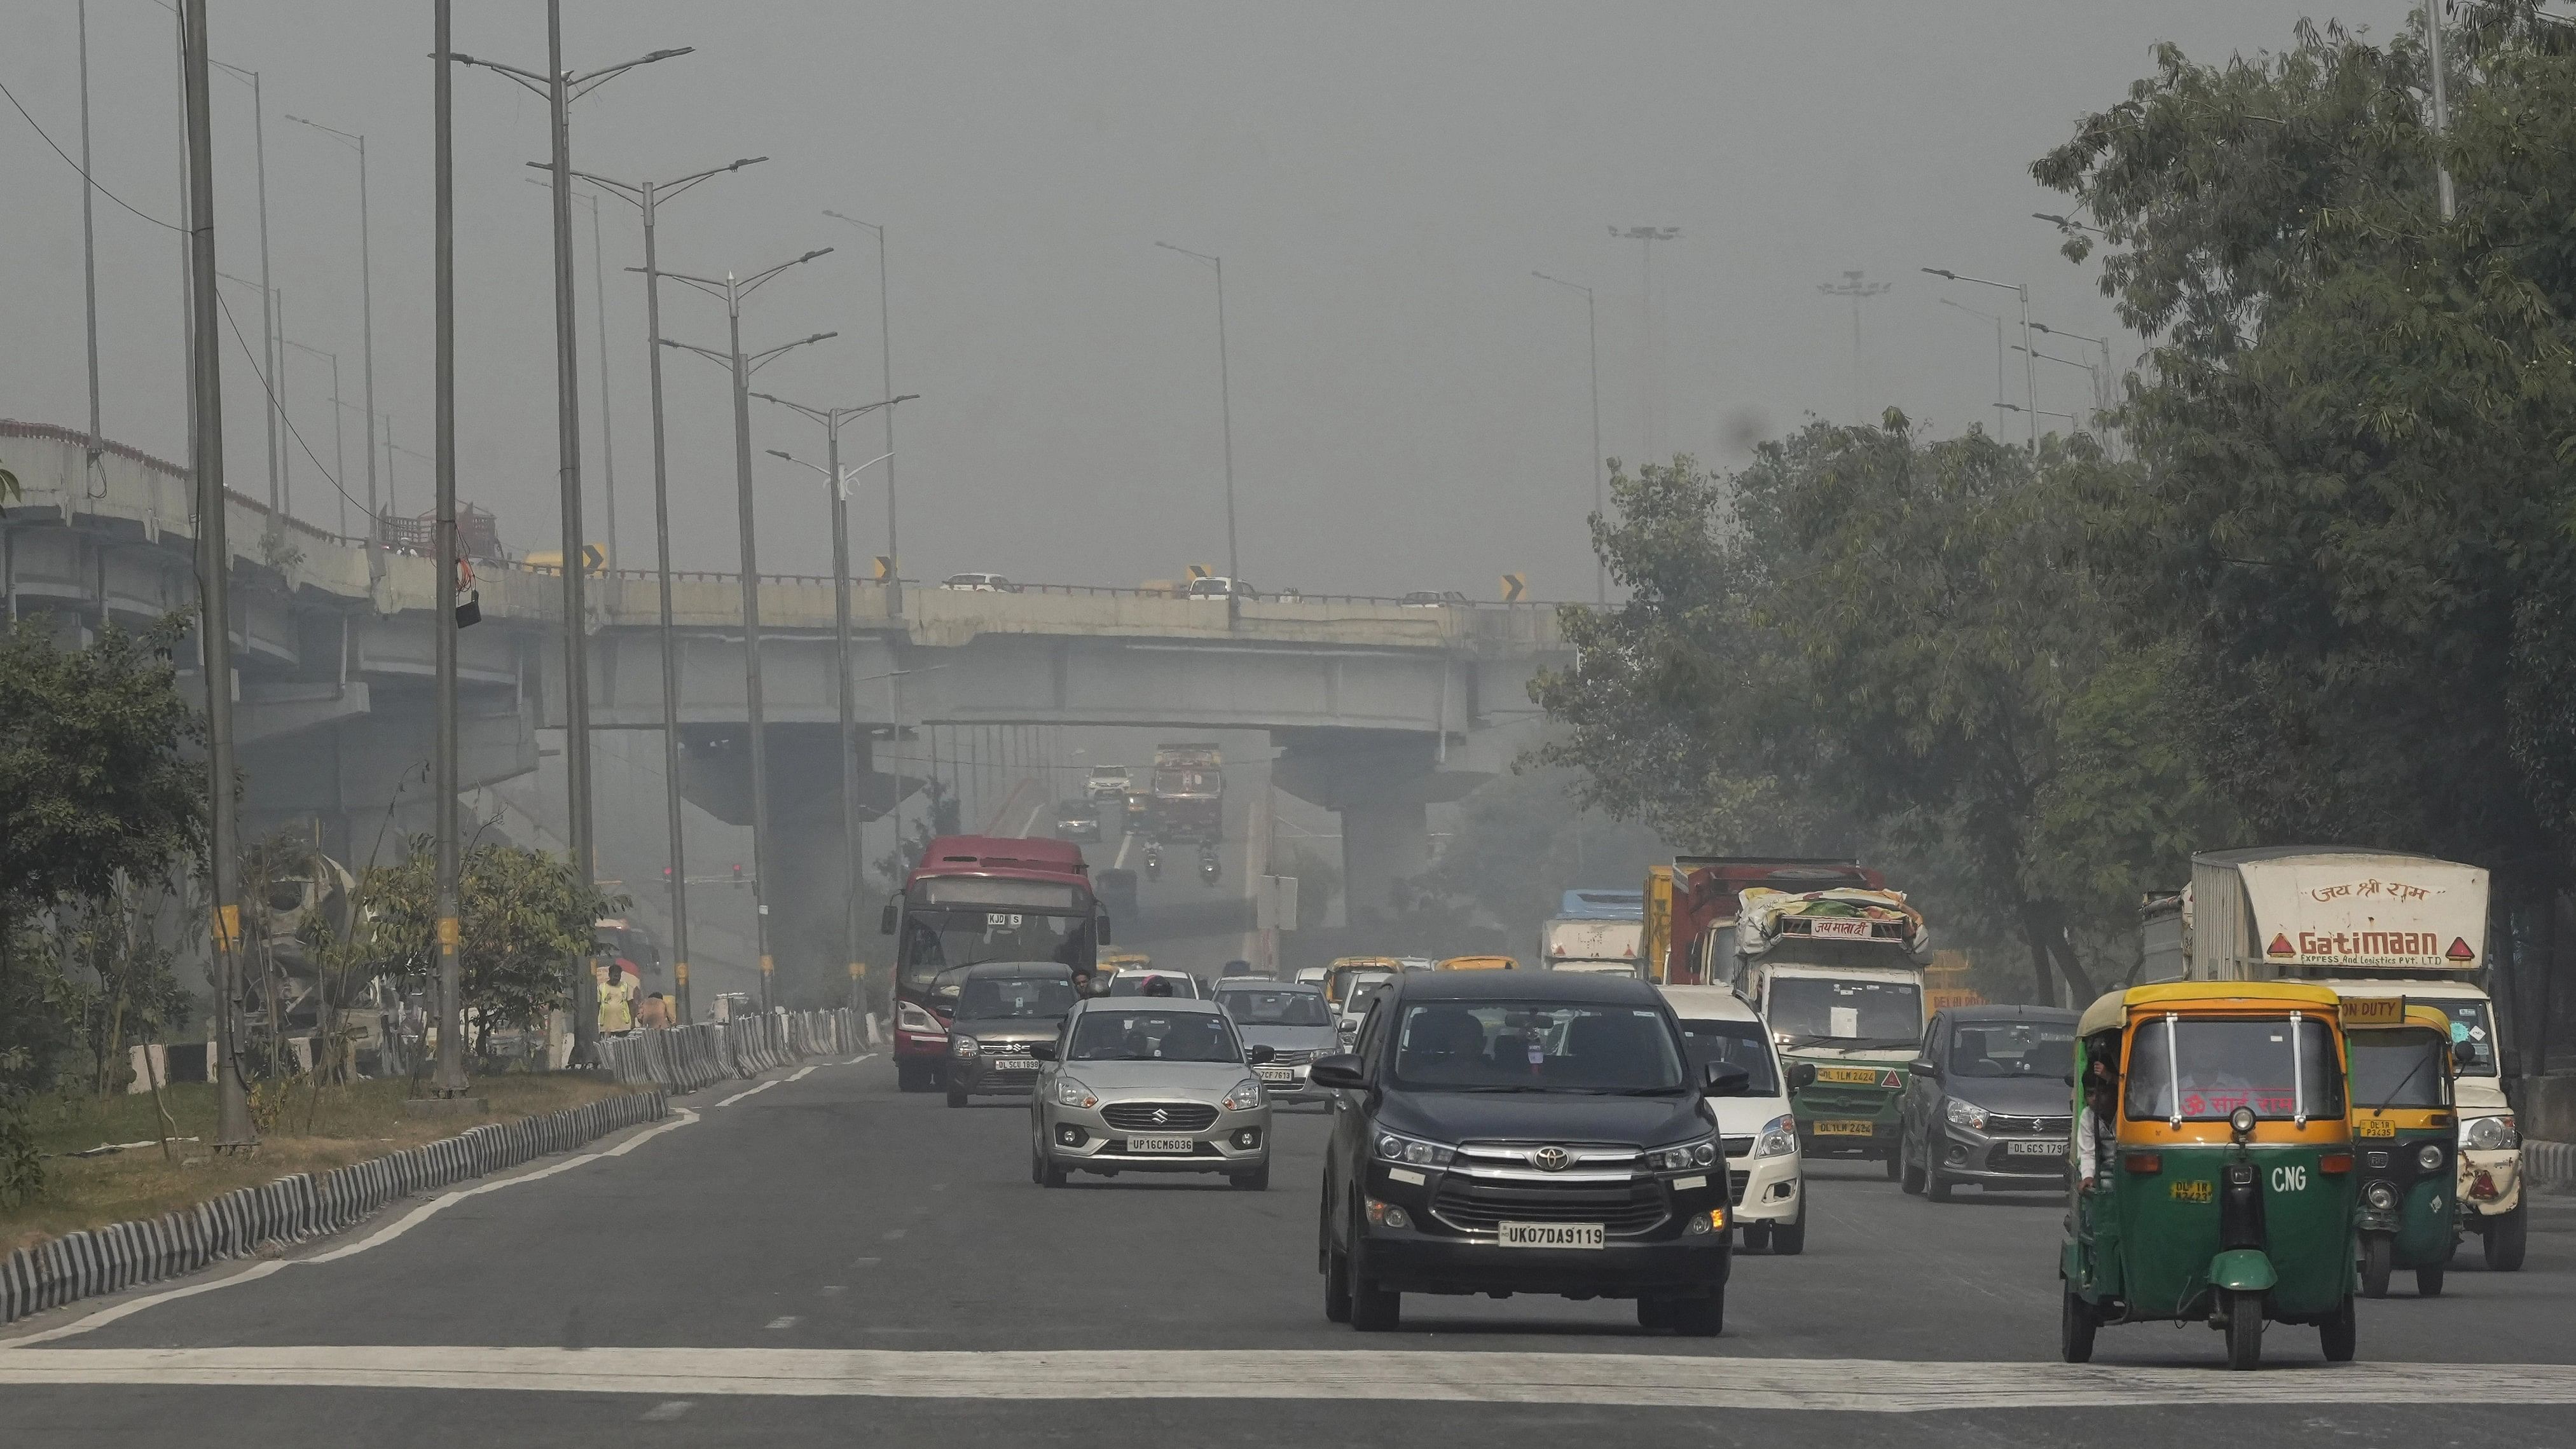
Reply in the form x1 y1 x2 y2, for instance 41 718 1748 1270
1814 1066 1881 1085
988 1057 1038 1071
2355 1117 2396 1138
1498 1221 1604 1249
1125 1135 1195 1154
1807 918 1872 939
1814 1118 1877 1136
1255 1065 1298 1082
2006 1138 2068 1157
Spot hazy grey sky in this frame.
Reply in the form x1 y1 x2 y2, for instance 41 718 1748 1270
4 1 2359 599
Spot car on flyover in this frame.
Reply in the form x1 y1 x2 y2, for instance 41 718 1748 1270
1311 970 1745 1333
1400 589 1470 607
946 962 1081 1108
1211 979 1341 1105
1660 985 1805 1253
1185 575 1257 601
1030 996 1276 1189
940 572 1021 593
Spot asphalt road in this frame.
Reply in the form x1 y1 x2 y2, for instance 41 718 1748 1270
6 1054 2575 1445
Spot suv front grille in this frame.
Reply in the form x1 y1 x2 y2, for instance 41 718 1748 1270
1263 1048 1319 1066
1102 1101 1218 1131
1429 1179 1669 1237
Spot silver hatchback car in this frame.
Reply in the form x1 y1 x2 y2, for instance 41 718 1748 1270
1030 997 1276 1190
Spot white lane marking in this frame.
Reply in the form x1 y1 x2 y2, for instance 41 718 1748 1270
717 1081 779 1108
2 1347 2573 1410
640 1400 693 1421
787 1065 816 1082
3 1108 702 1347
764 1317 801 1331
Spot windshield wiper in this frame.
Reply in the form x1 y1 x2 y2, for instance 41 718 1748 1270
2371 1049 2439 1115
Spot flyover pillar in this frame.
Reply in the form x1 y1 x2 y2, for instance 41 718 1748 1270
1271 729 1492 930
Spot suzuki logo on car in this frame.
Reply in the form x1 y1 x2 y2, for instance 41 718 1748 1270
1152 1108 1171 1125
1530 1146 1571 1172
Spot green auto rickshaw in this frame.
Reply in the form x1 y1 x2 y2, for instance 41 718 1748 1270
2339 998 2458 1298
2062 982 2359 1370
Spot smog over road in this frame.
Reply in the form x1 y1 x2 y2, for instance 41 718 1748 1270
4 4 2575 1445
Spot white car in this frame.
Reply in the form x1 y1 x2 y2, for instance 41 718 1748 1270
1293 966 1329 985
1660 984 1806 1254
1185 576 1256 600
1399 589 1470 607
1335 970 1396 1045
942 572 1022 593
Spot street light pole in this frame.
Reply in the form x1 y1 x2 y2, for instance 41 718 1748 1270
280 338 341 535
1611 226 1681 460
286 113 379 576
209 60 280 539
760 394 915 1006
430 0 466 1097
579 158 765 1024
179 0 252 1150
78 0 102 477
663 252 836 1013
1923 268 2037 451
1154 242 1239 586
1533 271 1605 605
1816 271 1892 427
455 18 691 1064
1936 296 2009 432
823 213 900 613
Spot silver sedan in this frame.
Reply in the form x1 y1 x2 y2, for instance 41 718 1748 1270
1030 998 1275 1190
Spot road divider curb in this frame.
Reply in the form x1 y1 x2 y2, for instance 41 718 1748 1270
2525 1139 2576 1191
1 1089 668 1328
594 1008 860 1093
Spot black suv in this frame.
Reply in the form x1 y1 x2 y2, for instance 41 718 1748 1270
1311 972 1748 1334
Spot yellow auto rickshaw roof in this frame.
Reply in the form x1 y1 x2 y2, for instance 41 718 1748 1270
1436 955 1519 970
2075 980 2346 1037
2339 1002 2455 1034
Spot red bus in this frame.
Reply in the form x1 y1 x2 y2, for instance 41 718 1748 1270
881 835 1106 1092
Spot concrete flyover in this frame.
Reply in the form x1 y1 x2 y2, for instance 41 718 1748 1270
1 420 1572 970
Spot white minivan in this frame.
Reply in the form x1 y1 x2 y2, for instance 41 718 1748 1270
1660 985 1807 1254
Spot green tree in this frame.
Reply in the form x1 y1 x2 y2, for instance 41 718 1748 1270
361 837 624 1054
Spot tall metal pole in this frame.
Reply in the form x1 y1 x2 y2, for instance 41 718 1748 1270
724 280 776 1012
275 289 291 520
2428 0 2456 221
358 133 378 572
584 193 619 569
248 71 279 532
432 0 467 1098
639 182 691 1021
545 0 601 1065
181 0 253 1150
2017 283 2038 451
1213 256 1238 586
825 214 900 612
1534 271 1605 605
823 415 864 1000
78 0 102 473
174 6 195 462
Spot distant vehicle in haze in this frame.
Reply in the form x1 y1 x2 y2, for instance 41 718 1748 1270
882 834 1104 1092
1541 916 1644 975
1150 743 1224 844
940 572 1021 593
1185 575 1256 600
1107 968 1202 999
1085 767 1133 804
1052 799 1102 842
1560 888 1646 921
1211 979 1339 1104
1275 586 1305 601
1399 589 1469 607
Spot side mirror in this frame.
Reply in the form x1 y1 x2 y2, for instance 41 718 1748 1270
1097 914 1113 946
1246 1043 1276 1065
1704 1062 1753 1097
1028 1041 1058 1062
1308 1054 1366 1090
1786 1061 1817 1092
1908 1059 1936 1080
879 898 899 935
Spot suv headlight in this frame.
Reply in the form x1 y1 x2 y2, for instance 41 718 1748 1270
2462 1114 2520 1152
1646 1136 1721 1171
949 1036 980 1059
1754 1113 1798 1157
896 1001 945 1035
1374 1129 1455 1167
1222 1078 1265 1111
1054 1075 1097 1109
1944 1097 1988 1132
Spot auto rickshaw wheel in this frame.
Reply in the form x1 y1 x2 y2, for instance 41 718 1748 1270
2484 1200 2528 1272
2360 1234 2393 1298
2318 1294 2357 1363
2415 1262 2444 1297
2059 1285 2097 1364
2222 1289 2264 1371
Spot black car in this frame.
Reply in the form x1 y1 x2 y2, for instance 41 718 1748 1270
1896 1005 2080 1201
1311 972 1748 1335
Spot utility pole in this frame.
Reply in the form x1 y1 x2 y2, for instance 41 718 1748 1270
429 0 467 1098
760 394 915 1008
180 0 253 1150
1611 226 1681 461
580 157 766 1024
1816 271 1892 427
2428 0 2456 221
1533 271 1605 605
823 213 900 614
454 17 689 1064
283 113 378 576
78 0 103 481
663 253 836 1012
209 61 280 541
1154 242 1239 587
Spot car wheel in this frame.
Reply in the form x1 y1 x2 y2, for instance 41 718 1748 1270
1882 1145 1901 1182
1030 1134 1044 1185
1925 1157 1955 1203
1742 1221 1772 1252
896 1060 930 1093
946 1087 968 1109
1323 1240 1353 1323
2484 1201 2528 1272
1770 1202 1808 1256
2318 1293 2357 1364
1899 1133 1927 1195
2360 1233 2392 1298
2060 1283 2097 1364
1230 1159 1271 1191
1635 1296 1674 1332
1668 1290 1724 1337
1349 1268 1402 1332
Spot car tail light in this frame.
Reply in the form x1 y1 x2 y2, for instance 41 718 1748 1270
2123 1153 2161 1174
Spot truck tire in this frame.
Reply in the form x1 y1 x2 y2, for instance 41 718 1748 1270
2360 1233 2392 1298
2060 1284 2097 1364
2223 1289 2264 1371
2484 1201 2528 1272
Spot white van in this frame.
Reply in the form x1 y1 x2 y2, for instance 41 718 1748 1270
1660 985 1807 1253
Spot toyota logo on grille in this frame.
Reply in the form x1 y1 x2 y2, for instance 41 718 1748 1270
1152 1108 1171 1125
1530 1146 1571 1172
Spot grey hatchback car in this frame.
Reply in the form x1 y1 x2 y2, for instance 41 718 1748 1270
1030 997 1276 1190
1211 979 1341 1105
946 962 1081 1107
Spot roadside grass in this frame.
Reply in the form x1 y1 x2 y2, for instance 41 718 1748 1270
3 1074 644 1254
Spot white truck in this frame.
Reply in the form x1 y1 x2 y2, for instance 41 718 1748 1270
2165 846 2524 1270
1723 886 1933 1174
1538 916 1646 976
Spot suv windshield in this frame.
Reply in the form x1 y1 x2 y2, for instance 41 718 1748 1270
2350 1028 2451 1109
1676 1019 1778 1095
1391 1001 1686 1092
1768 976 1922 1043
2125 1017 2346 1121
956 977 1078 1020
1947 1020 2076 1080
900 907 1093 991
1069 1010 1242 1062
1219 989 1332 1026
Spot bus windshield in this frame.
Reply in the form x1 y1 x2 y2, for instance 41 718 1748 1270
900 905 1094 992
